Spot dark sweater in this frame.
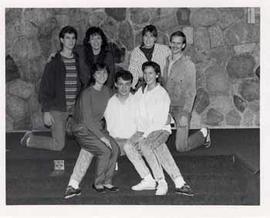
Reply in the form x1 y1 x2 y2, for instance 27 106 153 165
73 86 111 139
75 45 115 90
38 52 86 112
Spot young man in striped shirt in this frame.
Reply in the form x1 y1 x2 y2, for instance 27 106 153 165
20 26 86 170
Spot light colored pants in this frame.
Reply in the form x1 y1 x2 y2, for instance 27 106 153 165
28 110 71 151
70 124 120 186
124 130 183 182
171 106 205 152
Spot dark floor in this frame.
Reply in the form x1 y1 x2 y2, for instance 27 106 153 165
5 129 260 205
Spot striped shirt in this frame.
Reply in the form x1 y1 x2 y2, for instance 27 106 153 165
62 55 78 114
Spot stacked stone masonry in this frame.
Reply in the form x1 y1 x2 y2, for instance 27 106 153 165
6 8 260 130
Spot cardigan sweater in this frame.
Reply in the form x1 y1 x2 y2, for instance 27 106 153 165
129 43 171 88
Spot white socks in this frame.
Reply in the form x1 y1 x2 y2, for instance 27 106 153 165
200 128 207 138
68 179 79 189
174 176 185 188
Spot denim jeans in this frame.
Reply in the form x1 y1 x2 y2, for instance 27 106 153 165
71 124 120 186
124 130 183 182
28 110 70 151
171 106 205 152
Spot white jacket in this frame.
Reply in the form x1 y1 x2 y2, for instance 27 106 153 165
135 84 171 138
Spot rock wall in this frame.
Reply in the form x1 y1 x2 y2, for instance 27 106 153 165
6 8 260 131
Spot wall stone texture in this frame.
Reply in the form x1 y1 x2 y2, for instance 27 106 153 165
5 8 260 130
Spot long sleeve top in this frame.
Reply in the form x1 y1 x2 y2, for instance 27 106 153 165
73 86 111 139
104 93 137 139
128 43 171 89
38 52 83 112
134 84 171 138
74 45 116 89
163 55 196 113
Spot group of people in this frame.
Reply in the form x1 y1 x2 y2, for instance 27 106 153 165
20 24 211 199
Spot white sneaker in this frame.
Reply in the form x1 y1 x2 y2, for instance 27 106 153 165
155 180 168 196
131 178 156 191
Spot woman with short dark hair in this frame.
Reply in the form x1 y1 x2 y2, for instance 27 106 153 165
64 63 120 199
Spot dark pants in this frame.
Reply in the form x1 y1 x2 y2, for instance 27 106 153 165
171 106 205 152
72 124 120 186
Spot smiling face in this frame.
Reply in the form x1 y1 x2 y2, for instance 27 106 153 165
170 35 186 55
115 77 132 97
89 34 102 51
143 66 158 87
143 31 156 48
93 68 108 85
60 33 76 51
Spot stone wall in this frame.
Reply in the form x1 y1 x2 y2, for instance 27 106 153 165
5 8 260 131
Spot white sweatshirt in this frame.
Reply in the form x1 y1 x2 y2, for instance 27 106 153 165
104 93 137 139
135 84 171 138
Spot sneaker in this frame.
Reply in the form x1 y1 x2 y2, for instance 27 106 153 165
64 186 81 199
131 178 156 191
175 183 194 197
20 131 32 146
155 180 168 196
203 128 211 148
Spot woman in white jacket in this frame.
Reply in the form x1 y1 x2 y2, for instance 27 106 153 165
128 25 171 90
124 61 194 196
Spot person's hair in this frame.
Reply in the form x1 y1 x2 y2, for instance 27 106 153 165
141 61 162 92
142 25 158 38
83 26 108 50
115 69 133 84
170 30 187 51
89 63 108 86
83 26 108 68
59 26 78 49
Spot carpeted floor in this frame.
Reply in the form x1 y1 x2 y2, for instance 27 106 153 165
5 129 260 205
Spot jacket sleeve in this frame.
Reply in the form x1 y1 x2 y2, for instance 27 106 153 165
143 90 171 137
38 62 55 112
182 61 197 113
80 90 105 139
129 48 141 89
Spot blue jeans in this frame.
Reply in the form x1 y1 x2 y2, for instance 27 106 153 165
171 106 205 152
28 110 70 151
71 124 120 186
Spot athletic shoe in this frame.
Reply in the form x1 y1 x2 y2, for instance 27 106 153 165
20 131 32 146
103 185 119 192
175 183 194 197
64 186 81 199
155 180 168 196
131 178 156 191
92 184 106 193
203 128 211 148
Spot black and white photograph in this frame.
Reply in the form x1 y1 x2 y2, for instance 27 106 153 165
1 0 270 217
